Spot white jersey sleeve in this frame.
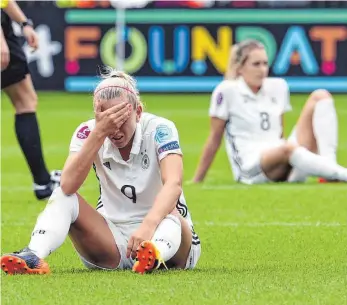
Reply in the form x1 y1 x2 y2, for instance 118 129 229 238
209 81 232 121
153 120 183 161
69 120 95 153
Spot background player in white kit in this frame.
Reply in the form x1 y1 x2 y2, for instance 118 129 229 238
1 70 201 275
192 40 347 184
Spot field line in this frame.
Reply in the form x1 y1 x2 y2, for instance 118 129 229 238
201 184 347 190
194 221 346 227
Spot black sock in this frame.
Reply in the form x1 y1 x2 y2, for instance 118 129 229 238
15 112 51 185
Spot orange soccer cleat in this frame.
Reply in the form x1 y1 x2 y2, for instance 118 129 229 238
132 241 167 274
1 247 50 275
318 178 342 183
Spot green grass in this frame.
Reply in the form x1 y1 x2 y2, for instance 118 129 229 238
1 92 347 305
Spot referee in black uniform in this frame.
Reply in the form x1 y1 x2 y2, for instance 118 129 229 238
1 0 60 200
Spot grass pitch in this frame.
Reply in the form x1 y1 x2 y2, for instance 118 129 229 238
1 92 346 305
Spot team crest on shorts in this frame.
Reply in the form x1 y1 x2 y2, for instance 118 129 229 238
141 153 150 170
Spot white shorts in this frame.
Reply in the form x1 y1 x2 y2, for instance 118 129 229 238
236 139 285 184
235 129 299 184
78 214 201 271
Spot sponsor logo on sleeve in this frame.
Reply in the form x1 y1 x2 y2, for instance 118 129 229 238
155 124 173 144
158 141 180 154
77 126 91 139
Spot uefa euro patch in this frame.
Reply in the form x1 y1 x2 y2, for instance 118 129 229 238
155 124 173 144
77 126 91 139
158 141 180 154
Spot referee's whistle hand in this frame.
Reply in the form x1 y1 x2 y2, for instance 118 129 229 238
23 26 39 51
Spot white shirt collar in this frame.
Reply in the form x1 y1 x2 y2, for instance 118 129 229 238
102 123 143 164
130 123 142 155
237 77 266 99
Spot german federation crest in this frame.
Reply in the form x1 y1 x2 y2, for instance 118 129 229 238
141 153 150 170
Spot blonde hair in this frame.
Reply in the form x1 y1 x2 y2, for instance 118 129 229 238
93 67 143 111
224 40 265 80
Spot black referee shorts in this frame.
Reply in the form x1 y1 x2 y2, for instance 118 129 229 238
1 35 30 90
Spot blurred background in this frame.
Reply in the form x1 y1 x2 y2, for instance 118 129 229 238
13 0 347 93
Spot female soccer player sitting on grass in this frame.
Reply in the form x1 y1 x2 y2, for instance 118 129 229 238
192 39 347 185
1 70 201 275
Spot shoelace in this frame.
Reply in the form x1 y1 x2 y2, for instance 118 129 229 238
13 247 30 255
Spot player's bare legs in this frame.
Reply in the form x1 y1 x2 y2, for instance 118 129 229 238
288 89 338 182
69 194 121 268
260 89 322 180
259 145 293 181
3 75 60 199
294 90 324 153
1 188 121 274
259 90 345 182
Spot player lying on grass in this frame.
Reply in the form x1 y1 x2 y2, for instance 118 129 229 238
193 39 347 184
1 70 201 275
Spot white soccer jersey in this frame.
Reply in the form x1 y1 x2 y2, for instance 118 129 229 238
209 77 292 179
69 113 193 226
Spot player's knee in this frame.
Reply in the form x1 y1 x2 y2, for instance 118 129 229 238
49 187 77 204
48 187 68 203
309 89 332 102
47 187 79 222
51 186 66 197
170 209 181 218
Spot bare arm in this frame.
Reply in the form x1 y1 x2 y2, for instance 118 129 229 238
60 130 106 195
126 153 184 258
61 101 131 195
3 1 40 49
3 1 27 23
143 154 183 228
193 117 226 183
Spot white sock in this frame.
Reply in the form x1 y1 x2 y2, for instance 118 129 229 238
289 147 347 181
286 128 308 183
287 169 307 183
151 214 182 262
313 98 338 162
28 187 79 259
